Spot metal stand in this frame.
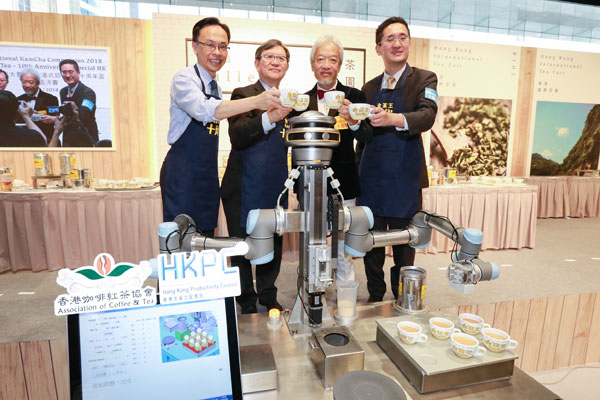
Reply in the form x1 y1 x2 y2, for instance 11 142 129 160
285 294 334 337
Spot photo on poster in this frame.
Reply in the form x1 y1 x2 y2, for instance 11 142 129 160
530 102 600 176
430 96 511 176
159 311 220 363
0 43 113 148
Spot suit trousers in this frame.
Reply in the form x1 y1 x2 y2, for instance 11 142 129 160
363 192 422 300
222 190 282 309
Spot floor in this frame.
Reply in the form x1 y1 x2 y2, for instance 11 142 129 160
1 217 599 398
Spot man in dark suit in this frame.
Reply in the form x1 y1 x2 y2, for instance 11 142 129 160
16 68 59 143
221 39 292 314
58 59 99 143
347 17 438 302
301 35 372 283
0 90 47 147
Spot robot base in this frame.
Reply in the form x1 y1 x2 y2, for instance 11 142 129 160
284 294 336 337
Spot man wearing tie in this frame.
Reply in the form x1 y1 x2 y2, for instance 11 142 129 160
221 39 292 313
59 59 99 144
301 35 371 283
16 68 58 143
160 18 280 238
350 17 438 301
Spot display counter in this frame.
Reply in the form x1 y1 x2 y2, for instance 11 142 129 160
0 188 162 273
239 301 559 399
524 176 600 218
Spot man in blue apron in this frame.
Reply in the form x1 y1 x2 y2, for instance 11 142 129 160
350 17 439 302
221 39 292 314
160 18 281 238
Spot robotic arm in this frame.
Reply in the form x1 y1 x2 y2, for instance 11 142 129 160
344 209 499 294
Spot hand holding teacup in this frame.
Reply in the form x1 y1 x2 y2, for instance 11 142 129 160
258 87 283 110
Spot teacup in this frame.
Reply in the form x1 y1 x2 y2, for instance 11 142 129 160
397 321 428 345
450 332 487 359
348 103 373 120
459 313 490 335
324 91 344 109
293 94 309 112
429 317 460 340
481 328 519 352
280 88 298 107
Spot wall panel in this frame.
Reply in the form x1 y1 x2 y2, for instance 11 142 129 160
0 11 155 182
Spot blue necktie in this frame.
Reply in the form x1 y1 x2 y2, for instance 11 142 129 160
209 80 218 97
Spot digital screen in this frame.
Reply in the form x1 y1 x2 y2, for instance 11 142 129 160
74 299 238 400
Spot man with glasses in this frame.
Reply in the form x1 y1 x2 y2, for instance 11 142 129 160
161 18 280 243
0 69 8 91
221 39 292 313
350 17 438 302
298 35 371 283
58 59 99 144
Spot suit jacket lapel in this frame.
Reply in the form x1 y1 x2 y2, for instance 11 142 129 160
306 84 319 111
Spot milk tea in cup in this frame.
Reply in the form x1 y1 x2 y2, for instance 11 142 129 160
459 313 490 335
348 103 372 120
481 328 519 352
324 91 344 109
397 321 428 345
450 332 487 358
293 94 309 111
280 88 298 107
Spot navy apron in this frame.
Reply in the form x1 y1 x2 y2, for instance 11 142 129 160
239 119 288 227
358 67 422 218
160 66 220 231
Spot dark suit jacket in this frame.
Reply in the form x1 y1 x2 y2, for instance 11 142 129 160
60 81 98 142
0 122 47 147
220 81 283 220
17 89 58 143
360 65 438 189
304 81 371 199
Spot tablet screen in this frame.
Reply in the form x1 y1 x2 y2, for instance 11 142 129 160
68 297 242 400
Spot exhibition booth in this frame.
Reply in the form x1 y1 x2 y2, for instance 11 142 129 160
1 8 599 400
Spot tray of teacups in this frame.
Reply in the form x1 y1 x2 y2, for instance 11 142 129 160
375 311 518 394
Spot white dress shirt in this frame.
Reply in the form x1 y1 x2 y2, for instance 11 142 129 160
167 63 223 145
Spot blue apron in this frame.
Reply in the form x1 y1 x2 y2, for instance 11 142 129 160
238 119 288 227
358 67 422 218
160 66 220 231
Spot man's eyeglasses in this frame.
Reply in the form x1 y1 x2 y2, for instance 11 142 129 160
260 54 288 64
379 34 409 46
194 41 230 52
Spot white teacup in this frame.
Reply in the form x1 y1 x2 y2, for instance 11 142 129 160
324 90 344 109
451 332 487 359
397 321 428 345
293 94 309 112
459 313 490 335
280 88 298 107
429 317 460 340
481 328 519 352
348 103 373 120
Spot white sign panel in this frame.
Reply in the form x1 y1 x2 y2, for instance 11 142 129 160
157 246 245 304
0 42 113 144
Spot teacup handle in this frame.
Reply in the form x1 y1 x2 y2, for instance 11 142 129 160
452 328 461 335
506 340 518 350
417 334 428 343
474 346 487 356
482 323 491 329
